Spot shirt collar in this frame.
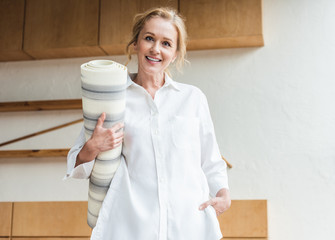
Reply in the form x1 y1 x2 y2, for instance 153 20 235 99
164 73 181 91
126 72 180 91
126 73 135 88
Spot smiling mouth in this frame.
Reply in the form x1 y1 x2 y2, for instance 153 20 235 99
146 56 161 62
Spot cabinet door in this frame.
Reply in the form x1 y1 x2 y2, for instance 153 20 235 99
218 200 268 238
180 0 263 50
0 202 12 237
14 238 90 240
12 202 91 237
24 0 106 59
100 0 178 55
0 0 32 61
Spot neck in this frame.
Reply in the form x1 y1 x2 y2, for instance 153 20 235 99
134 71 165 99
135 71 165 90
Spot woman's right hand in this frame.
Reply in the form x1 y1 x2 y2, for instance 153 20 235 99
90 112 124 152
75 112 124 167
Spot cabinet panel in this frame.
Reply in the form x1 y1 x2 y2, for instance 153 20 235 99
218 200 267 238
14 238 90 240
0 202 12 237
222 238 267 240
100 0 178 55
24 0 106 59
12 202 91 237
180 0 264 50
0 0 32 61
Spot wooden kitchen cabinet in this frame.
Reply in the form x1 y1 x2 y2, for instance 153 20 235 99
1 0 264 62
99 0 178 55
218 200 267 238
3 200 266 238
12 202 91 237
23 0 106 59
0 0 32 61
180 0 264 50
0 202 12 237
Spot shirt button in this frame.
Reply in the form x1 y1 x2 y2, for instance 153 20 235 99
155 129 159 135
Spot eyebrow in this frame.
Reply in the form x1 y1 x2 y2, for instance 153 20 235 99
144 32 174 42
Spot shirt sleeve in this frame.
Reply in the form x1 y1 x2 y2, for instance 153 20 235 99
198 91 229 198
64 126 95 180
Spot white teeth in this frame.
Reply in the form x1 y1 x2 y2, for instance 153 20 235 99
146 56 160 62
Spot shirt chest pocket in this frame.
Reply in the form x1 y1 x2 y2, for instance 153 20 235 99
171 116 200 150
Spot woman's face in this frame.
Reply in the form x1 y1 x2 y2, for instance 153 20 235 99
134 16 178 76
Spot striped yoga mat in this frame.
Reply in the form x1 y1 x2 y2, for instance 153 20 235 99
81 60 127 228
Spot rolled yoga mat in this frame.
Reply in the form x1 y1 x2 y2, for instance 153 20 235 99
81 60 127 228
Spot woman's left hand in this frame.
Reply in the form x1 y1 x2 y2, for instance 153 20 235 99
199 188 231 216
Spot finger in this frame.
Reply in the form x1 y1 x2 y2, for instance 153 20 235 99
107 128 124 138
199 198 218 210
110 136 124 148
112 131 124 140
199 200 211 210
108 132 123 144
215 208 225 216
105 131 123 145
96 112 106 128
111 122 124 133
113 139 123 148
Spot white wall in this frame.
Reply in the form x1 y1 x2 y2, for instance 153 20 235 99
1 0 334 239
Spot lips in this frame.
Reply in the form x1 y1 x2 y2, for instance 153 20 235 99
146 56 161 62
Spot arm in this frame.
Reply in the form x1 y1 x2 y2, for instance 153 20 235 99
199 188 231 216
75 113 124 167
66 127 94 179
65 112 124 179
197 91 231 215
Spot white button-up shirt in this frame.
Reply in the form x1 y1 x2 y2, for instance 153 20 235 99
66 73 229 240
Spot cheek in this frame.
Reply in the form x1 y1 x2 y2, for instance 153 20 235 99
164 50 177 62
138 42 152 54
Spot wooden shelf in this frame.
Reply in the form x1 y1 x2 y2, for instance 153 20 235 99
0 100 81 158
0 149 69 158
0 99 82 112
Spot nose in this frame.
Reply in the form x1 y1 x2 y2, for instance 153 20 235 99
150 42 160 54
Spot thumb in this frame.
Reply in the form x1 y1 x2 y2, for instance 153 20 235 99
199 199 211 210
199 198 218 211
96 112 106 128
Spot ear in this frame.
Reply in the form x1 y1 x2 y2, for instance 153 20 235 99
133 41 138 52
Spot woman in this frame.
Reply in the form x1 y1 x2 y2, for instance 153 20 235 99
67 7 231 240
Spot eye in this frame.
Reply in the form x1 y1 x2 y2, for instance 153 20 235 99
145 36 154 41
163 41 171 47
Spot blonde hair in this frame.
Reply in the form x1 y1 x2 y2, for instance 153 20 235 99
125 7 188 73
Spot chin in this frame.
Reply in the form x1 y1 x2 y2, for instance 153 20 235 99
141 66 165 75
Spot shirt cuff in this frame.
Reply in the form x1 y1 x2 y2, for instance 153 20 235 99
63 160 94 180
209 177 229 198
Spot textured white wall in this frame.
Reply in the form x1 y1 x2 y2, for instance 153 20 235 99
0 0 334 239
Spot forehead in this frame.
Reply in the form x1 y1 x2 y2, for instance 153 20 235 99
141 16 178 40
